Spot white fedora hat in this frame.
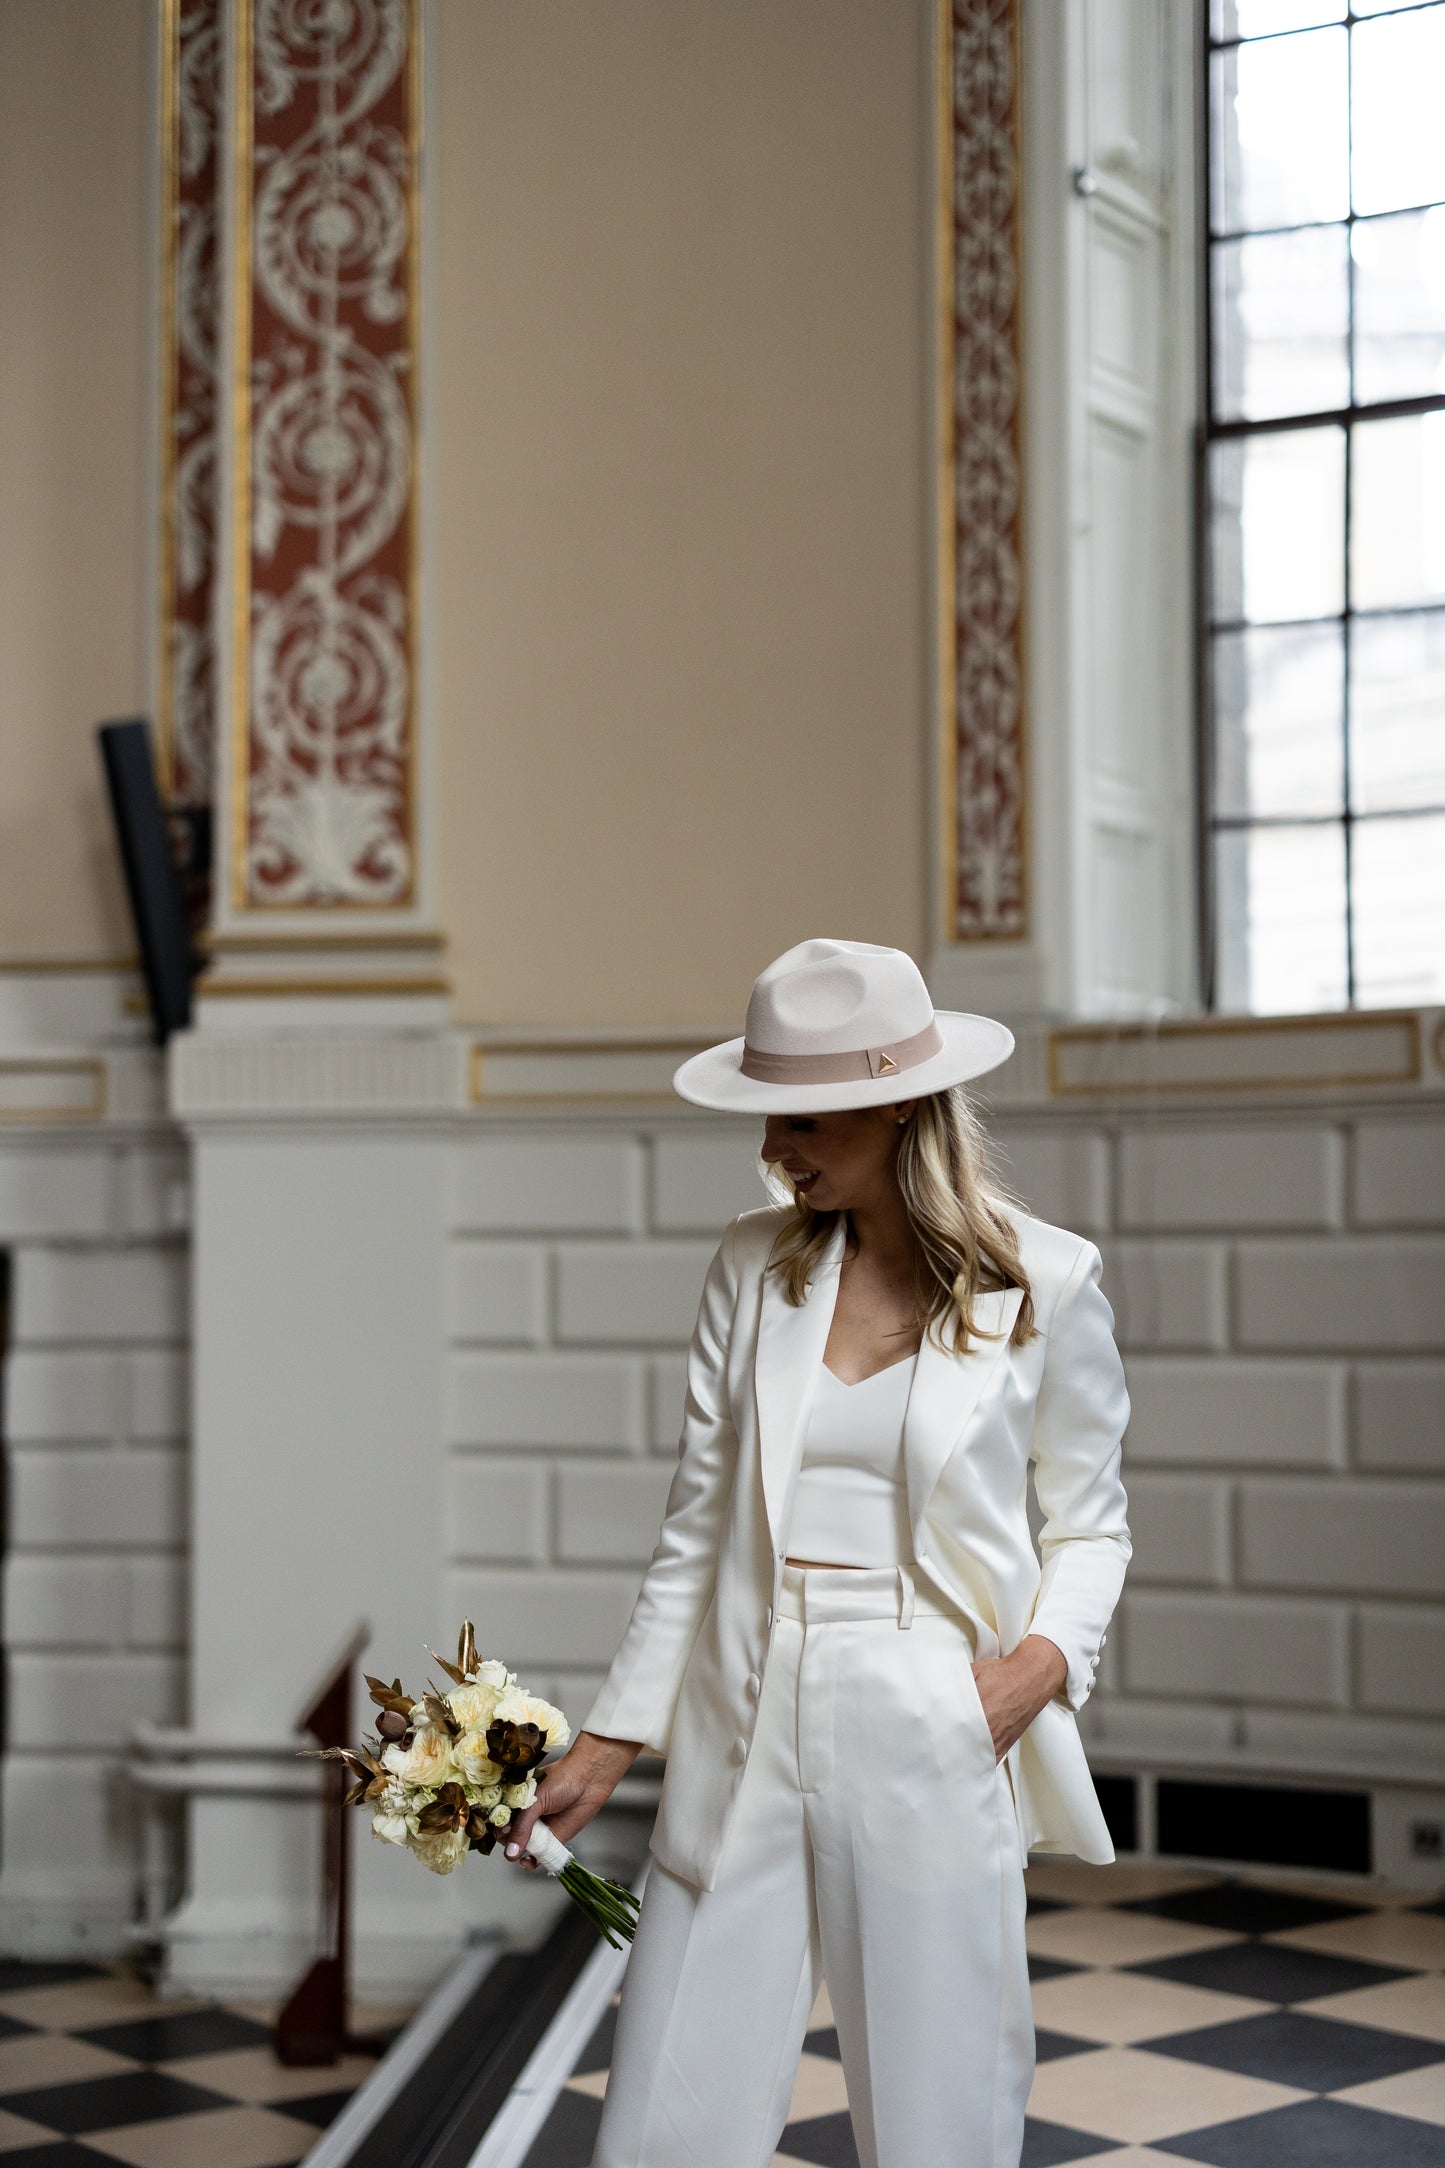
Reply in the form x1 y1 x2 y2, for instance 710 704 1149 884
672 937 1014 1114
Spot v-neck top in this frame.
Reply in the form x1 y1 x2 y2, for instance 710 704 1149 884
785 1352 917 1567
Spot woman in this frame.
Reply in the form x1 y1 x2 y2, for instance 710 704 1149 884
507 937 1132 2168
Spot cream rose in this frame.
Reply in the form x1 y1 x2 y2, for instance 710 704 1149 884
410 1826 469 1875
380 1724 455 1790
502 1779 536 1810
491 1689 570 1752
476 1784 503 1808
452 1730 503 1787
447 1680 502 1732
487 1803 512 1827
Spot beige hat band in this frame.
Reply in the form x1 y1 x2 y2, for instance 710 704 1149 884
738 1016 944 1086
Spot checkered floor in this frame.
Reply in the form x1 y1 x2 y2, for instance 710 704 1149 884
0 1960 405 2165
523 1863 1445 2167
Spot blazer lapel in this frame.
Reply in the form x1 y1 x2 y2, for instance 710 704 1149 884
753 1215 848 1555
904 1285 1026 1538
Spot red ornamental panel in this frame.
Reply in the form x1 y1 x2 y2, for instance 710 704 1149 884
942 0 1028 941
231 0 419 910
159 0 222 810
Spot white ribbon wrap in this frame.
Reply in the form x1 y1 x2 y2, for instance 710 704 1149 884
523 1822 573 1876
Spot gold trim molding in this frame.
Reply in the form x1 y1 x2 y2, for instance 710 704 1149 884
1048 1009 1424 1098
0 1059 108 1124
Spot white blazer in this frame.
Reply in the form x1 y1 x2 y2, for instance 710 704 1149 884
581 1202 1132 1890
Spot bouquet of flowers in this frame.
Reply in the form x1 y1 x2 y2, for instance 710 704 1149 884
300 1619 641 1946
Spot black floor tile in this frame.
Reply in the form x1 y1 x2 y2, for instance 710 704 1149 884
1146 2009 1445 2092
1122 1882 1371 1936
74 2007 274 2061
804 2023 843 2061
521 2086 605 2168
1126 1939 1414 2005
572 1999 618 2076
1027 1894 1073 1915
776 2108 859 2165
276 2088 358 2128
1028 1955 1086 1984
0 1960 109 1992
0 2068 230 2135
1020 2119 1118 2166
1167 2095 1445 2167
0 2011 41 2040
1034 2028 1095 2062
0 2149 121 2168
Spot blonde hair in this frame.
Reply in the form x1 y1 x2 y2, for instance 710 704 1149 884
757 1084 1038 1356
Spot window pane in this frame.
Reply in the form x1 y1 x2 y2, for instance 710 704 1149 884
1213 226 1348 421
1350 609 1445 812
1213 823 1348 1011
1352 10 1445 218
1352 813 1445 1005
1213 624 1343 817
1210 427 1345 623
1211 0 1343 35
1353 0 1435 12
1351 411 1445 611
1353 205 1445 406
1210 30 1348 234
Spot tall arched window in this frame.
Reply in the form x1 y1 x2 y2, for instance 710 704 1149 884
1204 1 1445 1013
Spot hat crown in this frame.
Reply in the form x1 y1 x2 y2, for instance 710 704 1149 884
744 938 934 1056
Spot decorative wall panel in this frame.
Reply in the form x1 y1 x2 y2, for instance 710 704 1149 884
158 0 222 809
228 0 420 912
937 0 1028 941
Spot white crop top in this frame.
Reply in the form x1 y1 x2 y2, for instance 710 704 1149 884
785 1352 917 1567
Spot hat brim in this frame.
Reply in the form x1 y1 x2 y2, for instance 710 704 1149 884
671 1011 1015 1114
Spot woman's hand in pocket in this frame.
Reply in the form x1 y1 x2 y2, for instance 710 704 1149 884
970 1635 1069 1762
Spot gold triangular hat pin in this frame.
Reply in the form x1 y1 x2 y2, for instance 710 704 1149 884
877 1051 898 1074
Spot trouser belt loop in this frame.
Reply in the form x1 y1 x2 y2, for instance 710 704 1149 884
897 1562 915 1630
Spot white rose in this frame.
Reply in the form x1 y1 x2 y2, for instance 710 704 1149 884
410 1826 469 1876
491 1690 570 1753
371 1809 415 1848
502 1779 535 1810
470 1658 511 1689
447 1680 502 1732
380 1725 455 1790
487 1803 512 1827
477 1784 503 1808
452 1730 503 1787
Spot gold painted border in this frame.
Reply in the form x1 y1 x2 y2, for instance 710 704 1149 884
227 0 421 915
469 1039 712 1107
935 0 957 953
1047 1008 1424 1097
0 1059 108 1124
197 974 450 997
155 0 181 798
935 0 1030 948
208 929 446 953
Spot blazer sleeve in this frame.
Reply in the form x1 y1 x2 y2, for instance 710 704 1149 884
578 1214 742 1758
1025 1237 1132 1713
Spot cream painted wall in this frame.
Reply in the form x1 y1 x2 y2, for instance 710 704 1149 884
0 0 151 963
432 0 932 1028
0 0 932 1021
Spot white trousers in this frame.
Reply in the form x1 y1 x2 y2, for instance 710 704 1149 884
591 1561 1034 2168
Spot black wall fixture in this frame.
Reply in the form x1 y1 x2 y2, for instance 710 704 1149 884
96 719 204 1045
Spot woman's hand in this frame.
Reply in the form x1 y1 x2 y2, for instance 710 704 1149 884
504 1730 644 1872
971 1634 1068 1762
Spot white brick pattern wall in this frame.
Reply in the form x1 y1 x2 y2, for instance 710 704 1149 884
0 1140 190 1936
445 1109 1445 1781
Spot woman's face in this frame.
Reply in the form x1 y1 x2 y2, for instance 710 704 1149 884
759 1102 916 1214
